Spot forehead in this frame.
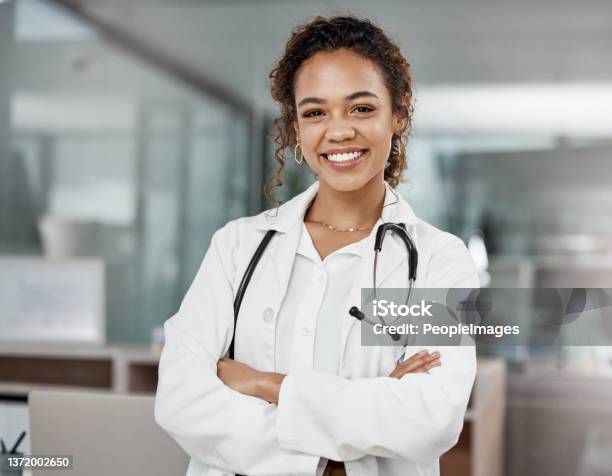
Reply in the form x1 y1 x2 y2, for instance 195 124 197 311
294 48 389 102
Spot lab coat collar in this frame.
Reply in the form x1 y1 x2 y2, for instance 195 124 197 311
254 180 419 233
254 180 420 367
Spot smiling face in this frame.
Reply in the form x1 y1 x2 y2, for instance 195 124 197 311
293 48 405 193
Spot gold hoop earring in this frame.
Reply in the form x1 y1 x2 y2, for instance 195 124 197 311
294 141 303 165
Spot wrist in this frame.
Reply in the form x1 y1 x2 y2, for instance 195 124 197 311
256 372 285 404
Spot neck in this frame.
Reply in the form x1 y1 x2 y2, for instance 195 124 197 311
306 176 386 228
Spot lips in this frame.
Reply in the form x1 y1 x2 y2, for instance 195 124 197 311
320 149 369 171
321 149 368 163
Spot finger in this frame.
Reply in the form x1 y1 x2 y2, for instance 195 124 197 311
423 360 442 375
398 354 432 373
400 352 429 367
392 356 442 378
402 349 440 365
409 350 429 360
417 357 441 369
421 352 440 364
401 350 429 365
389 350 437 378
408 359 441 374
401 355 440 372
404 350 438 366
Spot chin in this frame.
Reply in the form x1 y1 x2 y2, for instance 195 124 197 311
312 153 385 193
318 173 372 193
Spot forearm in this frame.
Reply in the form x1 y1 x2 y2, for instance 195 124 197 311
275 346 476 463
155 323 319 475
250 350 439 404
216 357 286 404
255 372 286 404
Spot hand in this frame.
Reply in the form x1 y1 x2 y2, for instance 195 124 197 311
388 350 441 379
217 357 263 397
217 358 285 404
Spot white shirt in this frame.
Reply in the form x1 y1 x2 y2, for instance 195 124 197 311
276 222 371 475
275 222 370 376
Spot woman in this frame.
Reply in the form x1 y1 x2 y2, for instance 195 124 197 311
155 15 479 476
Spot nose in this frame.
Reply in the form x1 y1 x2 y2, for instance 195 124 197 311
324 117 356 142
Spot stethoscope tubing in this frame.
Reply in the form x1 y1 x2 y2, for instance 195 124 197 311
230 222 418 358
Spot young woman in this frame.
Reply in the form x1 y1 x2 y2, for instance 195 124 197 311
155 15 479 476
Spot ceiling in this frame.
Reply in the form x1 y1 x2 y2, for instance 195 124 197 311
52 0 612 114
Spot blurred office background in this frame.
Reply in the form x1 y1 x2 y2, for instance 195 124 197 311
1 1 612 475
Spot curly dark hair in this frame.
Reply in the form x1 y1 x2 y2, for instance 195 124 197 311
265 15 415 206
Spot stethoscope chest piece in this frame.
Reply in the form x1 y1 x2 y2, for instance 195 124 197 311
351 222 418 342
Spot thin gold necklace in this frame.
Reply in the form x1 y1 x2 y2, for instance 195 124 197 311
304 217 374 232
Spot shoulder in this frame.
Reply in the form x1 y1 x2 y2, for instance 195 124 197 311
412 217 480 288
415 218 468 255
212 205 286 251
389 184 472 265
208 212 272 274
207 198 296 281
211 213 265 247
211 183 315 245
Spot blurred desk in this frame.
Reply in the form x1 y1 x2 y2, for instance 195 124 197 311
0 346 506 476
0 344 161 400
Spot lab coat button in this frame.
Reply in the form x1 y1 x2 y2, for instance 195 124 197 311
318 273 325 283
300 326 310 336
263 307 275 323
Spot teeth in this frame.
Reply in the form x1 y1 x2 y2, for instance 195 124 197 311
326 150 365 162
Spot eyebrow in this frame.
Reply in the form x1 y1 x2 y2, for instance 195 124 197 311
297 90 379 109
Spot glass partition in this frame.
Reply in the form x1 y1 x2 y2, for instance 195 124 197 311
1 0 256 343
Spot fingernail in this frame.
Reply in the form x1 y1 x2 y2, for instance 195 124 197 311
432 351 440 357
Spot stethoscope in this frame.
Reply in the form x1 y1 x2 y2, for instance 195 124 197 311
348 222 418 342
228 213 418 358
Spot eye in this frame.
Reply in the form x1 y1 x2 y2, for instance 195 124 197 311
303 110 324 118
354 105 375 113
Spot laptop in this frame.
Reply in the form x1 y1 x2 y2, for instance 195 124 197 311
29 390 189 476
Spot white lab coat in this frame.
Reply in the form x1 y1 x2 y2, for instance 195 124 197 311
155 180 479 476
